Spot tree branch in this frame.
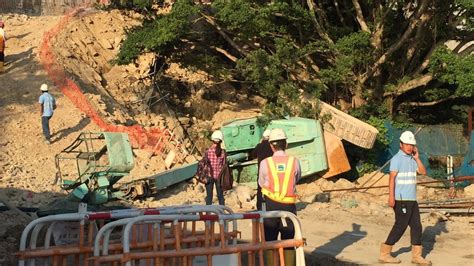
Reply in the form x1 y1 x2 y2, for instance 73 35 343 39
351 0 371 33
333 0 346 26
452 32 474 54
200 12 248 57
407 96 455 107
459 43 474 56
414 40 444 75
361 0 431 84
403 13 431 71
306 0 334 44
211 46 238 62
384 74 433 97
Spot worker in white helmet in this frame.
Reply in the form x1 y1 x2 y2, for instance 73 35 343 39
38 84 56 144
379 130 431 265
249 128 273 210
258 128 301 266
203 130 226 205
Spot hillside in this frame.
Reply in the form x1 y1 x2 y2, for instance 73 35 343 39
0 8 473 265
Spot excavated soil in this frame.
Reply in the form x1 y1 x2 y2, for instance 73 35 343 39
0 9 473 266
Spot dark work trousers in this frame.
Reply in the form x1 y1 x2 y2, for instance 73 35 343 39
385 200 422 245
250 140 273 210
263 196 296 249
256 185 263 210
205 178 225 205
41 115 52 141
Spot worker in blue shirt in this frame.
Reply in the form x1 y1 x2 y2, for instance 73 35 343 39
38 84 56 144
379 131 431 265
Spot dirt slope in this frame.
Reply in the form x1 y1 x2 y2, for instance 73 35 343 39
0 10 473 266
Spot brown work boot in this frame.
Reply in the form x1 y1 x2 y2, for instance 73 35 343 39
411 245 431 265
379 243 401 264
0 62 4 73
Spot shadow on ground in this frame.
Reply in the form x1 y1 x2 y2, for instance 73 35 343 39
392 219 448 258
51 116 91 143
304 223 367 265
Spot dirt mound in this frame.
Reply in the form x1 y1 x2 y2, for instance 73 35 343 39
1 8 473 266
50 8 262 155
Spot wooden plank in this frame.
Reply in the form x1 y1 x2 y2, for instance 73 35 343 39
320 130 351 179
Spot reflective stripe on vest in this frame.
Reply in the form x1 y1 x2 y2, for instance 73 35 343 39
261 156 297 204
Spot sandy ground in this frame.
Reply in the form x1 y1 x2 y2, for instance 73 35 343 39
0 11 473 266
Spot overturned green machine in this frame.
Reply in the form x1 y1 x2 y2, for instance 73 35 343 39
54 132 134 204
222 117 328 183
41 109 378 215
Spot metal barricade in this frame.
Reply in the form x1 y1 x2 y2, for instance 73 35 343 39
92 205 238 260
91 211 305 266
16 205 232 266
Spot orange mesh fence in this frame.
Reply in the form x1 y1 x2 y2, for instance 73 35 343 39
39 1 168 150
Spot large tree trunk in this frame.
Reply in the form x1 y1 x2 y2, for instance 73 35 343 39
361 0 431 84
351 83 366 108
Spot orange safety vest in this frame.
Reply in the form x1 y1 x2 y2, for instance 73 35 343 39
261 156 297 204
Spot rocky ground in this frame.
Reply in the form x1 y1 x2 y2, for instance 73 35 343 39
0 9 473 266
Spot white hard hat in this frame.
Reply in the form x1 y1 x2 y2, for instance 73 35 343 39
269 128 287 142
400 131 416 145
262 129 271 139
211 130 223 142
40 83 48 91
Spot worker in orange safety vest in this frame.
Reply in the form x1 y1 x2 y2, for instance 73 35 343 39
258 128 301 266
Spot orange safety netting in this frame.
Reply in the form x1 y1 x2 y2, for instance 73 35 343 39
39 1 168 150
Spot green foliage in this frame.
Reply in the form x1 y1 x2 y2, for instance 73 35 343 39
428 47 474 98
319 32 372 87
237 36 327 118
109 0 155 10
348 106 392 175
349 100 391 121
116 0 198 64
108 0 474 180
423 88 451 101
455 0 474 31
213 0 313 39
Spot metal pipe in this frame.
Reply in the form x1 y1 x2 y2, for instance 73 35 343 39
323 175 474 192
419 208 473 214
418 198 474 204
419 204 474 208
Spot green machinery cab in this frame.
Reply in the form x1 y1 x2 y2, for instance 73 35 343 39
55 132 134 205
222 117 328 183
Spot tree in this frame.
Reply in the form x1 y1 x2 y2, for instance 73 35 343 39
116 0 473 123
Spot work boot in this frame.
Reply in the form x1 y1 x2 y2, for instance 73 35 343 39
284 249 296 266
0 62 4 73
379 243 401 264
411 245 431 265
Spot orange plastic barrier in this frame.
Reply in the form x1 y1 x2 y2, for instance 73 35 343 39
39 1 169 150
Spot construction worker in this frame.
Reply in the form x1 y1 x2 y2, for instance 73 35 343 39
205 130 226 205
259 128 301 266
39 84 57 145
0 19 6 73
379 131 431 265
249 129 273 210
